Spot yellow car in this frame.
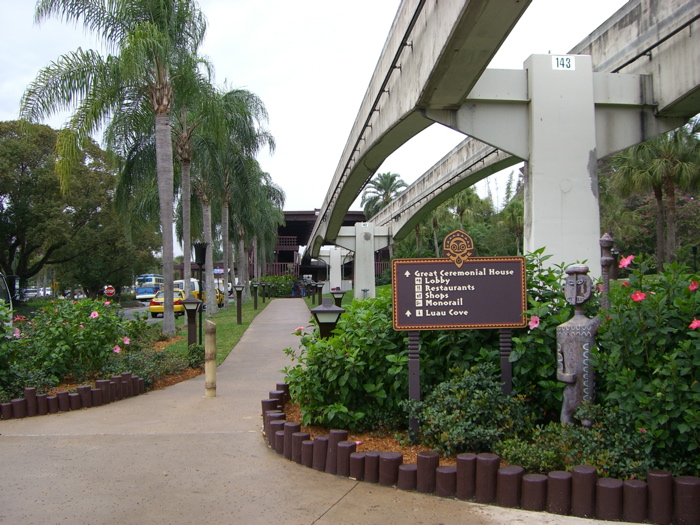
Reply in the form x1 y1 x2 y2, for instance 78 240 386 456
193 288 226 309
149 289 186 318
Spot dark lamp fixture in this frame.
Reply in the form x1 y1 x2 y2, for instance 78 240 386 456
233 283 245 292
251 282 259 289
182 293 201 312
310 297 345 339
331 289 346 307
193 242 208 266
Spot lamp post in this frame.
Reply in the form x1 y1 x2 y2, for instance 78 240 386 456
193 242 208 345
234 283 245 325
310 297 345 339
261 281 266 303
309 281 316 305
251 282 259 310
182 293 202 347
316 281 324 304
331 289 346 308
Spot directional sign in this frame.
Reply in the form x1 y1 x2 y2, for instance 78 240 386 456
392 257 526 331
104 285 116 297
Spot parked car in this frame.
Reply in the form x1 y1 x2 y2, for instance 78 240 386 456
148 289 186 318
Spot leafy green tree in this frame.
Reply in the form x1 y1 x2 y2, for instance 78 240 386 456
361 172 407 219
21 0 208 336
608 119 700 265
0 120 127 297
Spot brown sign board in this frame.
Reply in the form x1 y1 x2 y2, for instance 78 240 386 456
392 257 527 331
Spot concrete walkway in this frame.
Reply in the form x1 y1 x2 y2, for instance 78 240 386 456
0 299 607 524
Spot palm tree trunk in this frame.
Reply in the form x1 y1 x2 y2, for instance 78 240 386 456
653 185 665 268
182 159 192 296
155 113 176 336
663 174 677 264
202 197 217 316
221 198 230 309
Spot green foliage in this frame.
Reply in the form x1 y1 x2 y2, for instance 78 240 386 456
494 404 652 480
283 295 407 431
594 256 700 474
100 348 188 390
403 364 530 456
260 274 295 298
187 343 205 369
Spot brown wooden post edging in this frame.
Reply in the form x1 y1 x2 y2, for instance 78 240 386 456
571 464 597 518
283 421 301 460
24 387 37 416
111 376 122 400
36 393 47 415
673 476 700 525
497 465 524 508
47 396 58 413
349 452 366 481
268 390 285 410
522 473 548 511
90 389 102 407
456 453 477 500
264 411 285 443
275 383 290 405
623 479 647 523
336 441 357 477
596 478 623 521
364 451 381 483
417 450 440 494
77 385 92 408
261 398 278 418
268 420 286 448
397 464 417 490
68 393 80 410
475 453 500 504
378 452 402 486
121 373 132 397
301 440 314 468
436 466 457 498
1 402 12 419
10 398 26 418
312 436 329 472
292 432 310 464
547 471 572 515
274 430 285 454
325 429 348 474
648 469 673 525
56 391 70 412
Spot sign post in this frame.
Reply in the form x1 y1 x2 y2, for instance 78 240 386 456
392 231 526 433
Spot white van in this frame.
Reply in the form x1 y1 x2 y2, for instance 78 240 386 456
173 278 200 297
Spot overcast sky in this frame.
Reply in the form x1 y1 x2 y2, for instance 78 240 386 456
1 0 627 212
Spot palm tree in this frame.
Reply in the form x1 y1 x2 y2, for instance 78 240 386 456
609 119 699 265
20 0 207 336
361 172 407 219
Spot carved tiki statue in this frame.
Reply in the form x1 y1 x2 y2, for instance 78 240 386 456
556 264 601 426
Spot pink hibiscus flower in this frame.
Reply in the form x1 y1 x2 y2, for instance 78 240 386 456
528 315 540 330
631 291 646 302
689 281 698 292
90 311 99 318
619 255 635 268
690 319 700 330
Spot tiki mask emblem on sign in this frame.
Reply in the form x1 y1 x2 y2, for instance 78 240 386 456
442 230 474 268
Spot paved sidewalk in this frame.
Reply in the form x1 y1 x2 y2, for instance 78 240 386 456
0 299 606 524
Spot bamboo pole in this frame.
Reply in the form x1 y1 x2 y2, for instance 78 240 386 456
205 320 216 398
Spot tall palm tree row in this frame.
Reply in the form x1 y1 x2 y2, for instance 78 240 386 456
21 0 208 336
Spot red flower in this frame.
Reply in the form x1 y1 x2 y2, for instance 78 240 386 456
620 281 630 287
619 255 635 268
690 319 700 330
631 291 646 302
689 281 698 292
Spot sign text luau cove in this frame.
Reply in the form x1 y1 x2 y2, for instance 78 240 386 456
392 230 527 330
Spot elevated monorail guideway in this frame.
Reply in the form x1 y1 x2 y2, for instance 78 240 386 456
306 0 532 298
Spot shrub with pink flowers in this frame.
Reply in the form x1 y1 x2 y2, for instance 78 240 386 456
1 299 146 400
594 256 700 474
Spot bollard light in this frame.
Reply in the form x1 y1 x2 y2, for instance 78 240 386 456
182 293 202 347
316 281 324 304
251 281 259 310
234 283 245 325
310 297 344 339
331 289 346 308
